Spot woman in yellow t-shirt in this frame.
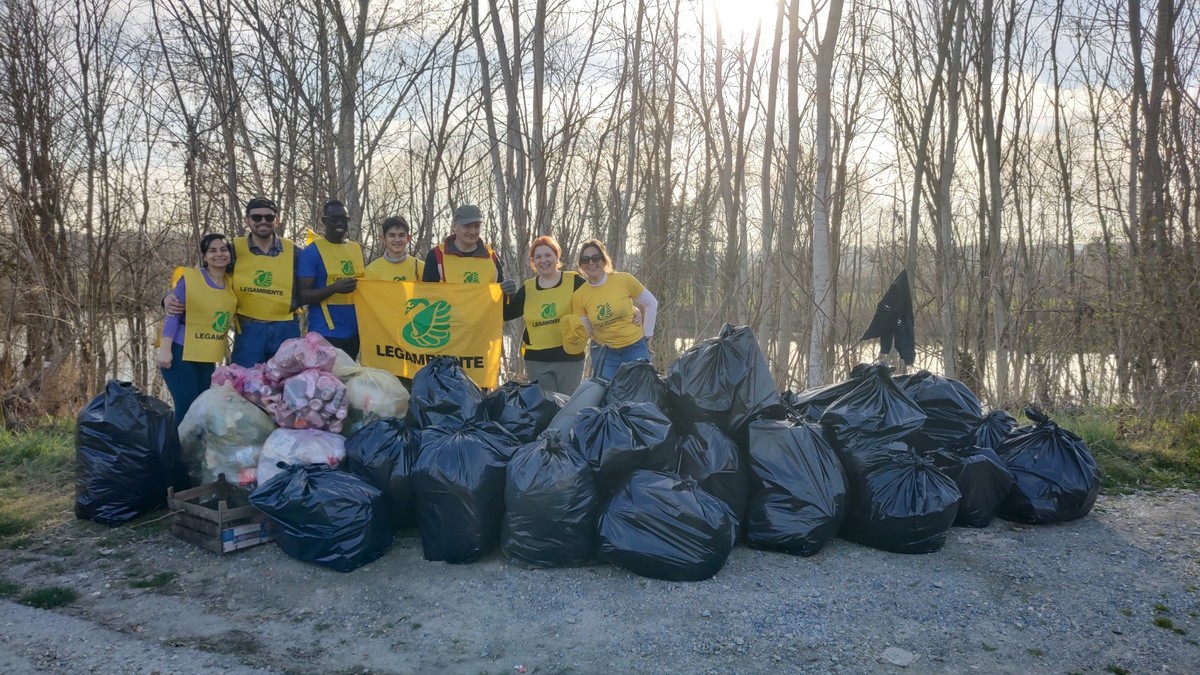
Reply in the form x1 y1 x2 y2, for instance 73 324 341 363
157 233 237 425
570 238 658 381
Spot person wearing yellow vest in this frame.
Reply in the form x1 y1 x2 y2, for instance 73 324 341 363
502 235 586 394
570 238 659 381
298 199 365 357
365 216 425 281
421 204 517 298
157 233 237 425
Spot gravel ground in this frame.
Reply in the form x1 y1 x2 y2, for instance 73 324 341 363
1 489 1197 674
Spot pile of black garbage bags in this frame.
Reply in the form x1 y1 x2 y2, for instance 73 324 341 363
75 323 1102 579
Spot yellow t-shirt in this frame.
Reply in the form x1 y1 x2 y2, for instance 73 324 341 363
571 272 645 349
364 255 424 282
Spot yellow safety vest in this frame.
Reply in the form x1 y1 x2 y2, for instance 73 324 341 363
523 271 578 350
365 255 424 281
230 237 295 321
181 267 237 363
312 238 364 330
437 243 498 284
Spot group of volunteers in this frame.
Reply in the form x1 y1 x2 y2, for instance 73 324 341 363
156 197 658 424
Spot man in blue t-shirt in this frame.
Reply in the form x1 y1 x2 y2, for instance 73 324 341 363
297 200 365 357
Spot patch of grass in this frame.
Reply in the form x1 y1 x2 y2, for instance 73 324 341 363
1051 408 1200 491
128 571 176 589
18 586 78 609
981 643 997 652
1119 607 1133 617
0 579 21 598
1105 666 1130 675
1153 617 1186 634
1154 603 1169 613
409 622 422 631
1026 647 1045 657
0 419 75 545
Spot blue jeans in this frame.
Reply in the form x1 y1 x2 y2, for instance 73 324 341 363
231 317 302 367
590 338 651 382
160 342 214 426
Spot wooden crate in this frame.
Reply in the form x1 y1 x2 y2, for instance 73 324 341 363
167 474 277 554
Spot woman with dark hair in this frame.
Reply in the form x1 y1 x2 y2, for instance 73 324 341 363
570 238 658 381
157 233 237 425
503 235 586 394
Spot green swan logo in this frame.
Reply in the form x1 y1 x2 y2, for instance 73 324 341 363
211 311 231 332
253 270 273 288
597 302 613 320
540 302 557 319
402 298 453 348
340 260 355 275
463 271 480 284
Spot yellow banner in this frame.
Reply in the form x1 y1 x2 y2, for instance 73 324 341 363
355 279 504 389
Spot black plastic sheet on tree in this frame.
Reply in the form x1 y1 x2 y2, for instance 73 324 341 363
411 420 522 563
484 381 565 444
666 323 781 435
406 356 485 429
745 418 847 556
998 407 1100 524
343 417 423 530
249 463 393 573
502 429 600 568
597 470 737 582
75 380 190 526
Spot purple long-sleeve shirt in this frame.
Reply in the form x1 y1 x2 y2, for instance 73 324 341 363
162 268 225 346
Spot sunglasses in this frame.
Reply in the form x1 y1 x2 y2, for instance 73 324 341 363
579 254 604 265
248 213 276 223
324 216 350 226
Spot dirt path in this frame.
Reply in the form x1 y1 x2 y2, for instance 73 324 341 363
2 490 1198 674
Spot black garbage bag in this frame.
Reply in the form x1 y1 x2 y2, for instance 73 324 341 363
571 401 677 492
502 429 600 567
819 362 926 445
597 470 737 582
604 360 671 415
666 323 781 435
411 420 522 563
841 444 961 554
784 363 877 421
895 370 983 449
545 378 608 435
343 417 422 530
933 446 1014 527
484 380 565 444
969 410 1018 453
998 407 1100 524
75 380 190 526
406 357 485 429
745 418 847 556
676 422 748 524
249 463 393 572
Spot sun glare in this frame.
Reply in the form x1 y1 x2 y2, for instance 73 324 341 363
707 0 782 39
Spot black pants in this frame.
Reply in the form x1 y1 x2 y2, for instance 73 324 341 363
325 334 360 361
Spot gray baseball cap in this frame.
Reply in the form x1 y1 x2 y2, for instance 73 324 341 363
452 204 484 226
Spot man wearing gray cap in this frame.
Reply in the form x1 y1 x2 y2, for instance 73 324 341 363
422 204 517 297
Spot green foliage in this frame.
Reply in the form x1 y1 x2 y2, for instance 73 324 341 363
18 586 78 609
1105 666 1130 675
0 579 21 598
128 571 177 589
0 419 75 544
1153 617 1186 634
1047 408 1200 491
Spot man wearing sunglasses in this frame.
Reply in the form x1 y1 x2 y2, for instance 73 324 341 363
298 199 365 358
164 197 301 367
